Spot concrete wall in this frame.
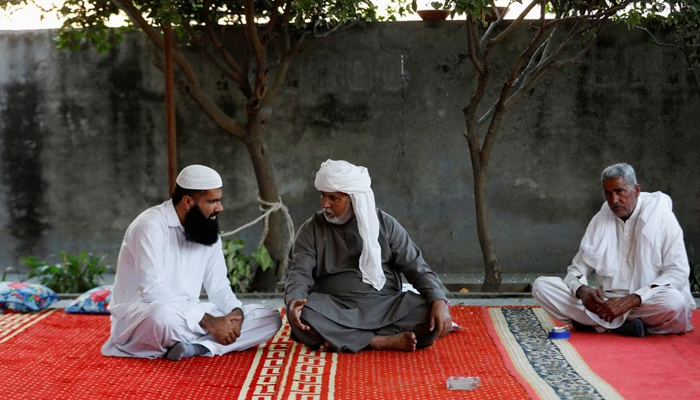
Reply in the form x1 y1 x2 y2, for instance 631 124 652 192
0 22 698 277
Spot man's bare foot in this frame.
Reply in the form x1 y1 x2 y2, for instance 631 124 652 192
368 332 417 352
318 341 331 352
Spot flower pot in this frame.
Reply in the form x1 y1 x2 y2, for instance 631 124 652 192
417 9 451 21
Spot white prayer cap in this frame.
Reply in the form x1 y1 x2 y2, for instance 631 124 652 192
176 164 222 190
314 159 385 291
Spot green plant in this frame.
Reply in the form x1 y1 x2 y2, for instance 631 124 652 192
23 252 110 293
223 239 273 293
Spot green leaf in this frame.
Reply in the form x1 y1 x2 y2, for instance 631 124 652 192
251 245 274 271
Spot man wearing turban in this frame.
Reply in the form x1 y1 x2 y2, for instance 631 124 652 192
285 160 452 352
532 163 695 337
102 165 282 360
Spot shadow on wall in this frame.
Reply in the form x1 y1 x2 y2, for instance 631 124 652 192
1 81 50 261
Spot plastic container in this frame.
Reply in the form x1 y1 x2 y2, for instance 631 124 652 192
446 376 481 390
548 326 571 339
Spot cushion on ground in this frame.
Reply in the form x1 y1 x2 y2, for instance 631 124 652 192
65 285 112 314
0 282 59 313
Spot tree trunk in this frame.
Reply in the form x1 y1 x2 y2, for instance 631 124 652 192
690 66 700 102
242 117 287 292
471 156 502 292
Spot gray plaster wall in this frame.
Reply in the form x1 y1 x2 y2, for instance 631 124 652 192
0 22 698 278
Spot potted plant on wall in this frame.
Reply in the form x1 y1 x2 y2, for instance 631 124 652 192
452 0 508 24
415 1 454 21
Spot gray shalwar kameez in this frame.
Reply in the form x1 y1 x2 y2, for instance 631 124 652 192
285 209 448 352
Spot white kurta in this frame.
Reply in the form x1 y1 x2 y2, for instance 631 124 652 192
102 200 281 358
533 192 695 334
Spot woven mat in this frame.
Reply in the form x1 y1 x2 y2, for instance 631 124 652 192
245 305 530 400
1 310 256 399
486 307 623 400
0 306 641 400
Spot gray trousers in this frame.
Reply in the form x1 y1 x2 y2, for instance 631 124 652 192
288 301 437 353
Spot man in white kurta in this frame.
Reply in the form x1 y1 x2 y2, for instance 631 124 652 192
532 163 695 337
102 165 282 359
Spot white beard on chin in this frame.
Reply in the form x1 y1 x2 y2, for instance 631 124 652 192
323 205 355 225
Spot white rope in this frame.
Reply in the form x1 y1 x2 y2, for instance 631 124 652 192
220 196 296 252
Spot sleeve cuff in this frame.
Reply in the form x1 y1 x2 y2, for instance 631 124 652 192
634 286 652 303
425 290 448 304
568 280 583 297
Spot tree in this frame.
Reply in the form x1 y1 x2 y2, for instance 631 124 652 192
623 0 700 95
449 0 640 291
0 0 404 291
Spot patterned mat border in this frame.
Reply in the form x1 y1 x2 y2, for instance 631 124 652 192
488 307 624 400
238 313 337 400
0 309 57 344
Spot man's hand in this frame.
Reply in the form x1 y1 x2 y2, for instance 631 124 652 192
576 285 606 314
288 299 310 331
595 294 641 322
199 308 244 345
429 300 452 339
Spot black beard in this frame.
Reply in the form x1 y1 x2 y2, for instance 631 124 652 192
184 204 220 245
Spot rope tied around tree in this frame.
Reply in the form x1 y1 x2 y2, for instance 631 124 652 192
219 195 296 253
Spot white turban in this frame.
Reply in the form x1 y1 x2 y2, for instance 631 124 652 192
176 164 222 190
314 159 385 291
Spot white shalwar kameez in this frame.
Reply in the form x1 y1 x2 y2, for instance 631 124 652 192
533 192 695 334
102 200 282 358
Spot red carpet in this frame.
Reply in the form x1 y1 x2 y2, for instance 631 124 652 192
5 306 694 399
330 305 528 400
486 306 700 400
1 310 256 399
569 311 700 400
266 305 529 400
1 306 530 400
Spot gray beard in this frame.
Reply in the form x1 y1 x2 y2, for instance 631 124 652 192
323 205 354 225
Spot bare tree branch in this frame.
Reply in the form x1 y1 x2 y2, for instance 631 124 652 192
635 25 684 50
244 0 268 113
114 0 247 139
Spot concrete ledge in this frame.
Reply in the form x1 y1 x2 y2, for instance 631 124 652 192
443 283 532 293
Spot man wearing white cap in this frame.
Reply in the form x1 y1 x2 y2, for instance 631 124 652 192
102 164 282 360
285 160 452 352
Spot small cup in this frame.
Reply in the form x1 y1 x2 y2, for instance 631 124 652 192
446 376 481 390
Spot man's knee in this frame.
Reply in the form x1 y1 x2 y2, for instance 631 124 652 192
244 304 282 329
647 287 689 316
532 276 559 299
660 288 686 311
147 303 186 332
